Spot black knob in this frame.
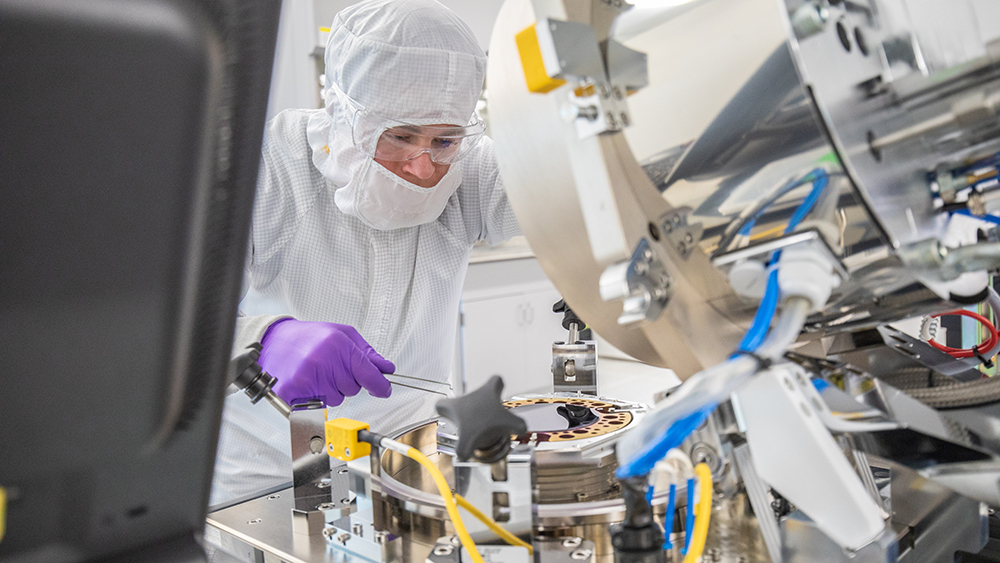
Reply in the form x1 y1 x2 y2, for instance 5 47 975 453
435 375 527 463
229 343 277 404
552 299 583 331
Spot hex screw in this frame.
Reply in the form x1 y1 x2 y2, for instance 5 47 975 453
571 549 593 560
352 523 364 537
318 502 335 510
562 537 583 548
339 468 349 475
247 518 262 525
434 545 454 556
337 533 351 545
375 531 389 544
266 494 280 500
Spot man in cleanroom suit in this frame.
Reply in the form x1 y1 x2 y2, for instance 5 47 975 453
210 0 519 506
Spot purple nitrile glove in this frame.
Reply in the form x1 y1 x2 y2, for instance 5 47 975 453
258 319 395 407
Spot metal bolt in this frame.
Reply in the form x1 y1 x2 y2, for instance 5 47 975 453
605 112 617 129
434 545 455 556
634 261 648 275
450 536 461 546
598 84 610 98
663 222 673 233
318 502 335 510
684 233 693 244
576 492 588 501
323 528 335 539
612 86 623 99
337 533 351 545
562 537 583 548
620 112 630 126
339 468 349 475
248 518 262 525
328 443 335 452
317 479 331 489
571 549 593 560
795 373 807 386
706 548 721 562
352 523 364 537
341 497 351 504
309 436 325 454
375 531 389 544
344 447 351 457
266 494 280 500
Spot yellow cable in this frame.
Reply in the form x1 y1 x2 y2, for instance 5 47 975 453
454 494 533 554
403 446 486 563
683 463 713 563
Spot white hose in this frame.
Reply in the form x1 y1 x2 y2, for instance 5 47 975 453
615 297 811 467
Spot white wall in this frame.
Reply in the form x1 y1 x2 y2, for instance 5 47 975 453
265 0 505 119
266 0 322 120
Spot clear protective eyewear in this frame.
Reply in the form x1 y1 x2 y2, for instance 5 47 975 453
329 82 486 165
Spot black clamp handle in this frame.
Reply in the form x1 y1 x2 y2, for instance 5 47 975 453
229 343 278 404
435 375 527 463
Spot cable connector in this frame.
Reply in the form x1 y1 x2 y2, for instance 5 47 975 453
777 239 842 312
325 418 371 461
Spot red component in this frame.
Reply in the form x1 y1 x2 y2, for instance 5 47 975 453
928 309 999 359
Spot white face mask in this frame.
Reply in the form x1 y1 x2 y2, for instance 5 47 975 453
334 158 462 230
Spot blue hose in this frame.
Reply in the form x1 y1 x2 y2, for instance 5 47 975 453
682 478 696 555
617 169 831 481
664 484 677 550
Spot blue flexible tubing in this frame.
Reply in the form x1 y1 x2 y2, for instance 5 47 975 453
664 484 677 550
618 169 831 479
953 209 1000 226
682 478 696 555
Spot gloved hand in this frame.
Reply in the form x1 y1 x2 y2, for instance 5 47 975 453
258 319 395 406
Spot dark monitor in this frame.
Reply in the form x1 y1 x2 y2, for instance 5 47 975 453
0 0 280 560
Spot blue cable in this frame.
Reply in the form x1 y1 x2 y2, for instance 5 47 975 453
737 269 779 353
664 484 677 550
617 169 832 480
646 484 654 504
953 208 1000 226
615 407 714 479
736 171 828 354
682 478 696 555
785 173 828 232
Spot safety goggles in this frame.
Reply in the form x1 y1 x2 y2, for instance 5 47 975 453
330 82 485 165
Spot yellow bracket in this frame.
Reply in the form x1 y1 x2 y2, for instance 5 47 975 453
515 24 566 94
325 418 371 461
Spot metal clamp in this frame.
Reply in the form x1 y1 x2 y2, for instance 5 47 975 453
599 238 672 325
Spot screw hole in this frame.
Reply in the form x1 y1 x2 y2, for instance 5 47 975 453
648 222 661 241
836 20 851 52
854 27 869 56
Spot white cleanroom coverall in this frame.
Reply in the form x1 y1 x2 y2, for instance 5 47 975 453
209 0 520 506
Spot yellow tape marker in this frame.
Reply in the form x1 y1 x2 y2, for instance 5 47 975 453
515 24 566 94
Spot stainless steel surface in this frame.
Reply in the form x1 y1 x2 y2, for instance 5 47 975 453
551 341 598 395
290 401 341 518
373 405 657 563
207 487 369 563
732 444 781 563
488 0 1000 376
